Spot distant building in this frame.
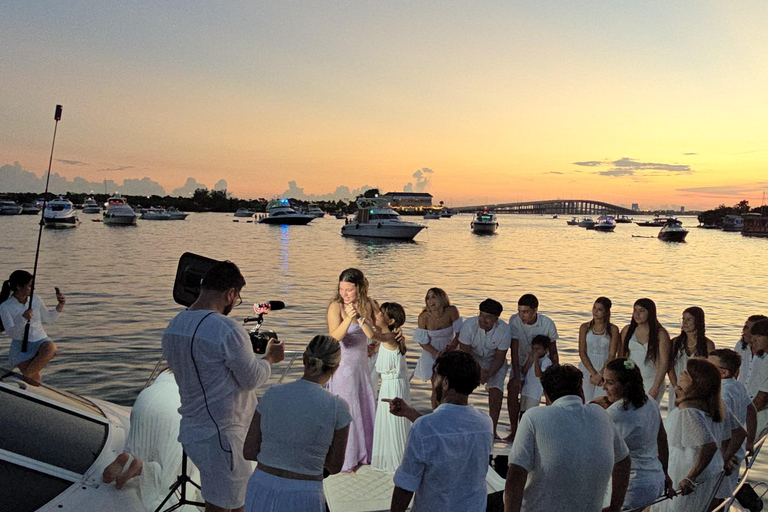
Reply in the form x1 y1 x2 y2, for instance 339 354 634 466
631 203 639 211
680 206 685 213
382 192 433 208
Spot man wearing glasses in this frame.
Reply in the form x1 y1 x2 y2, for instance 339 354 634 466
162 260 284 512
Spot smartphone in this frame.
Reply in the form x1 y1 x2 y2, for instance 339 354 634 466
55 287 61 295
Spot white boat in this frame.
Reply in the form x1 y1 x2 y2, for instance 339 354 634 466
341 197 425 240
722 214 744 232
258 199 315 225
103 195 138 226
43 196 79 228
658 218 688 242
578 217 596 229
21 203 41 215
615 215 633 224
0 200 23 215
167 207 189 220
471 209 498 234
593 215 616 232
82 198 102 214
423 211 441 220
305 204 325 218
140 207 171 220
234 208 256 218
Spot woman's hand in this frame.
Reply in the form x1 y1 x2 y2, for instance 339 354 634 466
663 474 676 498
343 303 359 321
55 292 66 312
589 372 604 386
22 309 33 321
678 477 695 496
648 385 660 401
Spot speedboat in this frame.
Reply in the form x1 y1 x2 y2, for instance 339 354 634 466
334 211 347 219
593 215 616 232
167 207 189 220
636 216 667 227
578 217 596 229
0 200 23 215
258 199 315 225
234 208 256 218
722 214 744 232
423 211 441 220
103 195 139 226
43 196 79 228
658 218 688 242
615 215 633 224
305 204 325 218
440 208 453 218
140 207 171 220
341 197 425 240
471 209 498 235
21 203 41 215
566 217 579 226
82 197 102 214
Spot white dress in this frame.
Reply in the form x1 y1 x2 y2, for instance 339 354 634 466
412 318 462 381
371 345 411 473
667 349 691 411
579 329 611 402
627 333 665 397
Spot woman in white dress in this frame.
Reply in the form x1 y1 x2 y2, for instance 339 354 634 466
620 298 671 402
578 296 621 402
412 288 462 382
371 302 411 473
667 307 715 410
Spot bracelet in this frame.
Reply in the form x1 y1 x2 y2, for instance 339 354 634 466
683 477 696 486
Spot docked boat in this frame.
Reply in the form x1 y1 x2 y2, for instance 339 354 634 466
578 217 596 229
658 218 688 242
334 211 347 219
636 216 667 227
0 200 23 215
440 208 453 218
593 215 616 232
167 207 189 220
423 211 441 220
140 207 171 220
82 197 102 214
43 196 79 228
21 203 41 215
615 215 633 223
742 214 768 238
471 209 499 235
566 217 579 226
305 204 325 218
722 214 744 232
234 208 256 218
341 197 425 240
258 199 315 225
103 195 139 226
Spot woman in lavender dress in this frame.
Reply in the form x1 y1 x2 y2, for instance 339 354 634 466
327 268 378 473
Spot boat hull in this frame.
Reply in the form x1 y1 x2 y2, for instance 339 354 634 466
658 231 688 242
593 225 616 232
341 223 424 240
258 216 314 225
43 215 78 228
471 221 498 234
103 214 138 226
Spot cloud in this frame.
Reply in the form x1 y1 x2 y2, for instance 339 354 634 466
544 171 564 175
404 167 433 192
97 165 135 172
612 157 690 173
172 177 208 196
677 182 768 197
573 160 605 167
56 159 88 166
575 157 692 177
276 180 377 201
213 179 227 191
598 169 636 177
682 152 698 156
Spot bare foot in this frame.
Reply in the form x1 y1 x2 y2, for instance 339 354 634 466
103 453 130 483
115 458 143 489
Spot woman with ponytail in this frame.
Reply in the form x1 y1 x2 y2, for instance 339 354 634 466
243 335 351 512
0 270 65 382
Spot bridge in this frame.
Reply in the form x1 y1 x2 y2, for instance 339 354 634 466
453 199 635 216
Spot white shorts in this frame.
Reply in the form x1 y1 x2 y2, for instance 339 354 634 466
485 363 508 391
184 429 253 509
520 395 541 412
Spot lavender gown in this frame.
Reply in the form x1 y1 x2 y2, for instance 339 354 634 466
327 321 376 472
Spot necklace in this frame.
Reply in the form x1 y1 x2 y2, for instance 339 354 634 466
592 323 607 336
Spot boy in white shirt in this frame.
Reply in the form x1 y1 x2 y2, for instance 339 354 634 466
520 335 553 413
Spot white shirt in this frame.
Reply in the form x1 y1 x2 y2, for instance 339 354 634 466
508 313 558 369
508 395 629 512
721 378 752 461
735 339 753 384
394 403 493 512
606 397 663 475
521 354 552 400
745 354 768 435
0 295 59 341
161 309 271 444
459 316 511 369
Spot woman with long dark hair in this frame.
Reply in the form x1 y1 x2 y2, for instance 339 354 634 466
0 270 65 382
667 307 715 410
578 297 620 402
620 298 670 401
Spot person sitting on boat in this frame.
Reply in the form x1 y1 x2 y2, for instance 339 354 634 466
412 287 462 382
242 335 351 512
504 364 631 512
458 298 511 439
162 261 285 512
0 269 65 383
389 351 493 512
735 314 768 386
506 294 559 441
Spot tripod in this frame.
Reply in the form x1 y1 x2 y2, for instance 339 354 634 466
154 452 205 512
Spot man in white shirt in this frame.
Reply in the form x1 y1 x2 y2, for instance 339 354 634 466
391 351 494 512
506 294 559 441
505 364 630 512
746 320 768 436
736 314 768 385
459 298 511 439
162 261 284 512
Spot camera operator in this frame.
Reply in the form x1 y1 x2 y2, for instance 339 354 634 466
162 261 284 512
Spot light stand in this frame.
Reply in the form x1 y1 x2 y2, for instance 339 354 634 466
153 452 205 512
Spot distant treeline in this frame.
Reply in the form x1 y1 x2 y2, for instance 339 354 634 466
0 188 355 214
697 199 766 226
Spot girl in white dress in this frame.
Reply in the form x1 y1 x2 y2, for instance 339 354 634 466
667 307 715 410
371 302 411 473
412 288 462 382
620 298 671 402
578 296 621 402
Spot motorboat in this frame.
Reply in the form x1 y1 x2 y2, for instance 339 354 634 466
234 208 256 218
722 214 744 232
258 199 315 225
21 203 41 215
440 208 453 218
341 197 425 240
82 197 102 214
593 215 616 232
471 209 499 235
578 217 596 229
43 196 79 228
0 200 23 215
615 215 633 224
552 214 558 219
167 207 189 220
658 218 688 242
305 204 325 218
566 217 579 226
423 210 441 220
334 211 347 219
140 207 171 220
102 195 139 226
636 216 667 227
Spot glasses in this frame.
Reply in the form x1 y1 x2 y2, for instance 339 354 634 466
234 293 243 308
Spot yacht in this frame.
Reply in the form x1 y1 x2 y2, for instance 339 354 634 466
43 196 79 228
578 217 596 229
102 195 138 226
658 218 688 242
305 204 325 218
593 215 616 232
234 208 256 218
0 200 23 215
722 214 744 232
566 217 579 226
258 199 315 225
341 197 425 240
82 197 102 214
471 209 499 235
423 210 441 220
615 215 633 224
635 216 667 227
140 207 171 220
21 203 41 215
167 207 189 220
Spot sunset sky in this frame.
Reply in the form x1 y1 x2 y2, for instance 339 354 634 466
2 2 767 209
